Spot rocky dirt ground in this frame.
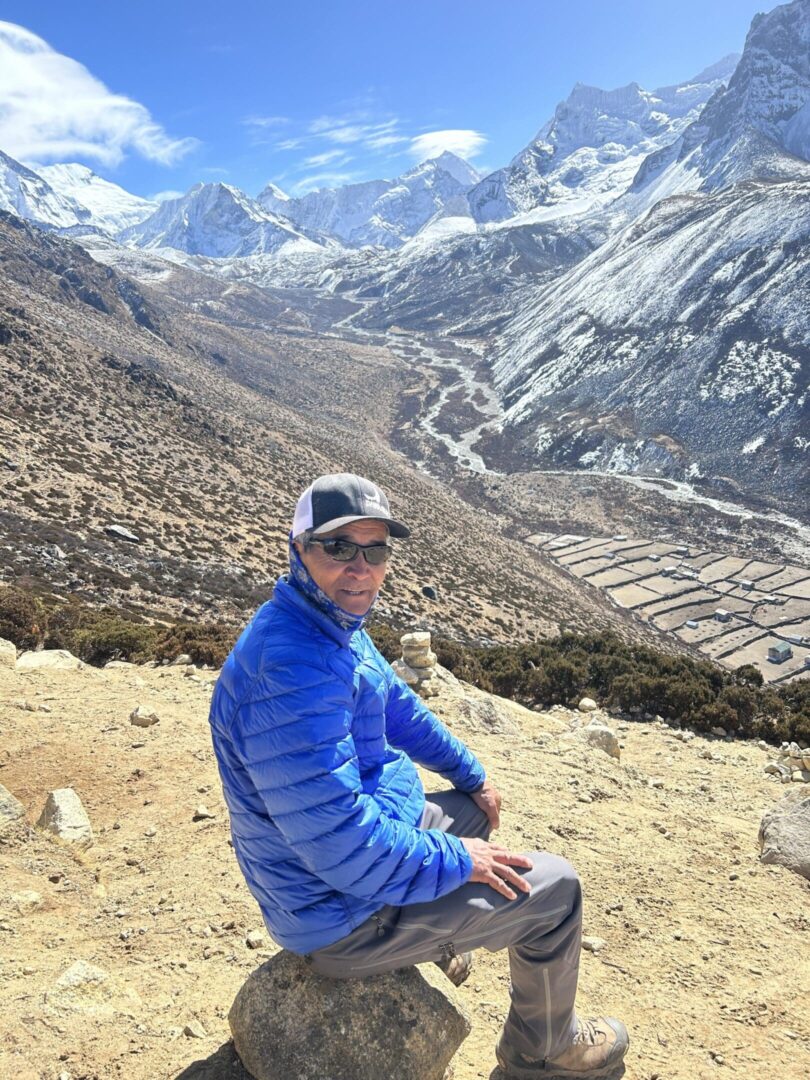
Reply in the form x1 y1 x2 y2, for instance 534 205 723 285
1 652 808 1080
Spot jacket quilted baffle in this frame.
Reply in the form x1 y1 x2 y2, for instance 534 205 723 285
208 575 486 953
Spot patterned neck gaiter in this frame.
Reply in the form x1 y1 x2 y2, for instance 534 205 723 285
287 533 370 633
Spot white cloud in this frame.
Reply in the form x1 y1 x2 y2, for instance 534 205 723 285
0 21 197 166
243 115 289 129
150 190 185 202
291 171 362 196
277 137 305 151
307 115 405 151
409 129 487 161
304 149 351 167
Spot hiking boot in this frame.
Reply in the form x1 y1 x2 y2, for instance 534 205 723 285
496 1017 629 1078
435 950 473 987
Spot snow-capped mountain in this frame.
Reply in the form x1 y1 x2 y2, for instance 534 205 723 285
484 2 810 504
466 56 739 225
258 152 480 248
630 0 810 204
37 164 156 232
0 149 88 229
118 182 325 258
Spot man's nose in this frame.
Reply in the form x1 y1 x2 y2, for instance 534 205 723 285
344 551 370 572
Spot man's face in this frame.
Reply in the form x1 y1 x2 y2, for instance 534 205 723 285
296 519 390 615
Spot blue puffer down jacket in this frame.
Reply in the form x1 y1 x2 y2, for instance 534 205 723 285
208 575 486 954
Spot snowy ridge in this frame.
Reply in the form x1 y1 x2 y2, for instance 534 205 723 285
0 149 88 229
37 164 156 232
258 152 480 248
465 57 739 225
118 182 326 259
629 0 810 204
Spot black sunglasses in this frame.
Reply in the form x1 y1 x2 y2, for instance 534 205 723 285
308 537 392 565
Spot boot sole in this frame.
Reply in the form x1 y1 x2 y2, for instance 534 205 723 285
496 1045 628 1080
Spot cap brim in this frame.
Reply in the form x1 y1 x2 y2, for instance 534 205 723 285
311 514 410 539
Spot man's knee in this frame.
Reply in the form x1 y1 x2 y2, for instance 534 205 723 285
524 852 582 908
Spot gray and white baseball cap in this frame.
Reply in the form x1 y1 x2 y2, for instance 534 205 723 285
292 473 411 539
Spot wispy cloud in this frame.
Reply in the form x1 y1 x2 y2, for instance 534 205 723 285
308 115 405 150
150 189 185 203
276 137 305 151
303 149 351 167
0 21 197 166
291 171 362 196
409 129 487 161
243 114 290 130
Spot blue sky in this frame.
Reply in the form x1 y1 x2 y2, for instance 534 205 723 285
0 0 782 199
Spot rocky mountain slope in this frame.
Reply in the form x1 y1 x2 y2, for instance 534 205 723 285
1 651 807 1079
484 177 810 504
0 210 651 645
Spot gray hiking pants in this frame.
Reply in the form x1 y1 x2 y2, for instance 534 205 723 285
309 790 582 1061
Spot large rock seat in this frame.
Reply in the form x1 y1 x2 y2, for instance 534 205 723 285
228 950 470 1080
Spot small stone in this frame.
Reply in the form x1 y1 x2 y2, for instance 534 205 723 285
581 936 607 953
184 1020 207 1038
578 697 598 713
172 654 193 666
130 705 159 728
0 783 26 831
12 890 44 914
144 827 157 837
37 789 94 849
193 804 215 821
0 637 16 668
22 964 35 975
245 930 264 949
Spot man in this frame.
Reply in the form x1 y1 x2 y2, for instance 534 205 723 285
209 473 629 1079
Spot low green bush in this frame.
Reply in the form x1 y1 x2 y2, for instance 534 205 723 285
2 586 808 746
0 586 44 650
154 621 238 668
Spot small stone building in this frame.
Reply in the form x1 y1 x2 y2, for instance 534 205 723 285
768 641 792 664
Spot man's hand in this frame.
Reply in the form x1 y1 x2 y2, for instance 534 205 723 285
471 779 502 831
461 838 533 900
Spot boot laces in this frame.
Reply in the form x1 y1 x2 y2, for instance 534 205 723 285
573 1019 603 1046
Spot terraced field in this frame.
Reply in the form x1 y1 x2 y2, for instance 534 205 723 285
532 533 810 684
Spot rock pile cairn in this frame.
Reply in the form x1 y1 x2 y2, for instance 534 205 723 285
763 742 810 784
391 631 440 699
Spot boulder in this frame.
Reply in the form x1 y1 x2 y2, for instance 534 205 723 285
0 783 25 831
759 791 810 880
17 649 82 672
228 950 470 1080
37 788 94 849
573 722 621 761
104 523 140 543
0 637 16 668
578 697 598 713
